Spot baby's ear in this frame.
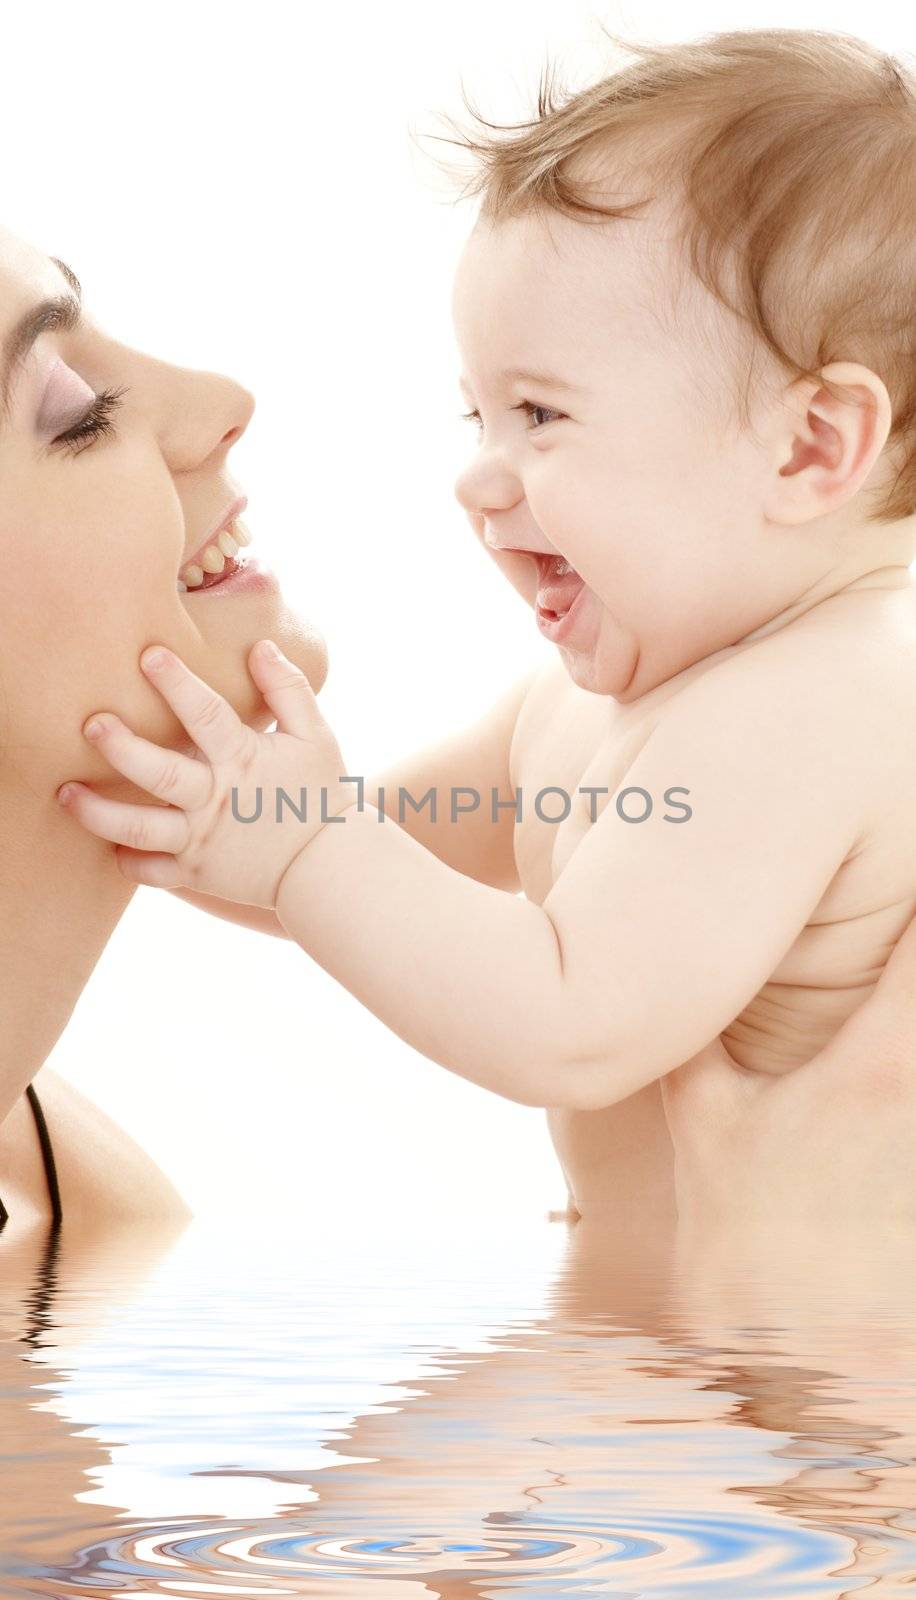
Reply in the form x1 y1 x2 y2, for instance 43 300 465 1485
761 361 892 527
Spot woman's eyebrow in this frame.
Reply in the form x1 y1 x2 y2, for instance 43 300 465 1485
0 257 83 428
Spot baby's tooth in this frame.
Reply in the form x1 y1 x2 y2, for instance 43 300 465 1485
232 517 252 547
217 529 239 559
200 544 226 574
183 564 205 588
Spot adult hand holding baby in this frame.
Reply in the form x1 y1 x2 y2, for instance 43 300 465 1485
56 640 355 909
662 912 916 1247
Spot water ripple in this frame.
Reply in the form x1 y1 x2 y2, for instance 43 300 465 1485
6 1506 855 1596
4 1217 916 1596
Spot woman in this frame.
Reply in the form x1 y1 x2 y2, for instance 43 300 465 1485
1 215 914 1239
0 222 327 1235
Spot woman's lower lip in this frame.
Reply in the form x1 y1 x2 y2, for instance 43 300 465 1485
179 557 279 598
536 580 589 643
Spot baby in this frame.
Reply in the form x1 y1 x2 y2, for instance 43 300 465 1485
59 27 916 1222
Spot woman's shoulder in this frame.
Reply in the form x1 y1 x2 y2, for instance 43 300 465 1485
18 1068 192 1232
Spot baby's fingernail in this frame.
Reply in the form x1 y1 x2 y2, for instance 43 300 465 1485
259 640 283 661
142 648 168 672
84 718 106 741
57 783 77 806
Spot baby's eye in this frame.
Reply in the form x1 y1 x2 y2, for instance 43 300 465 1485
459 401 564 432
518 401 564 429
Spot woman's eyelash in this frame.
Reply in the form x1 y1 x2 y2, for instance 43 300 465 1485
460 401 563 430
51 384 129 456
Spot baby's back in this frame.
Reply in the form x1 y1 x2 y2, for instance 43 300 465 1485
512 579 916 1080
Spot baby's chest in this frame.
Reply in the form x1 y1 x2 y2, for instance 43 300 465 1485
511 672 667 904
510 663 916 1079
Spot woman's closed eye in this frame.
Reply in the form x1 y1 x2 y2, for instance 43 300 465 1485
48 384 129 456
460 400 565 433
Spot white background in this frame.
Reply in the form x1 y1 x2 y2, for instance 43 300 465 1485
4 0 912 1227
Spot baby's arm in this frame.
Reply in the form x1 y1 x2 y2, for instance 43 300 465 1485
273 634 873 1111
165 887 292 937
364 665 540 890
165 665 539 935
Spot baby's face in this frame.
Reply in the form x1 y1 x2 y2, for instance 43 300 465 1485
452 206 781 698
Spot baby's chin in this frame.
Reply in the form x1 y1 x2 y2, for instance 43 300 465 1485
550 591 642 699
560 651 632 698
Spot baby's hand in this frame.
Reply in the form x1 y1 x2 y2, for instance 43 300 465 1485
57 640 356 909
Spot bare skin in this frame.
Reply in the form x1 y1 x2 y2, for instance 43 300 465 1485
511 639 916 1232
151 630 916 1239
53 198 916 1228
664 908 916 1252
0 223 327 1226
51 539 916 1118
9 613 914 1235
6 188 916 1241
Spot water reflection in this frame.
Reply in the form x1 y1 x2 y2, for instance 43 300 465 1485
2 1204 916 1596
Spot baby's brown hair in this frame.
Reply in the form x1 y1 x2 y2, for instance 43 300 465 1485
421 27 916 525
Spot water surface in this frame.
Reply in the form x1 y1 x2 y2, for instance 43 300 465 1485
2 1206 915 1596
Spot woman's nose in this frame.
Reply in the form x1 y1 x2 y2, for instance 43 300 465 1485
158 369 256 472
197 373 256 460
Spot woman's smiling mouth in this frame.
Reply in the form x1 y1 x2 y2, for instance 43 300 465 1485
177 515 252 591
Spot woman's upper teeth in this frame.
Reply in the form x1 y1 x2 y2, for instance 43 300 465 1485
178 517 252 589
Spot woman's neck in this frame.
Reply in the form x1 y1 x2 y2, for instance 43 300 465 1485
0 780 136 1123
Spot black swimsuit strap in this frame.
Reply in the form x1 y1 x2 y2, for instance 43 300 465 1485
0 1085 63 1232
25 1084 63 1229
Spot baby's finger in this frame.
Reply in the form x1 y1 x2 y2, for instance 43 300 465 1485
249 640 323 740
83 714 212 811
140 647 249 767
58 782 189 856
113 846 185 888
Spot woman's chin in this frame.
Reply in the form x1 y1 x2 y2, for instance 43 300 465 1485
283 626 329 693
177 571 330 696
235 626 328 728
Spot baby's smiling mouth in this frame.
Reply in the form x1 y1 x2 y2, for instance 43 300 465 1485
530 552 586 621
177 517 253 592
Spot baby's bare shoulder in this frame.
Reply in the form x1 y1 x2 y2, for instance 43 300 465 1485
704 584 916 715
804 585 916 728
681 584 916 806
802 580 916 671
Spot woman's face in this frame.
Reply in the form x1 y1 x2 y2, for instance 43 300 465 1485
0 227 328 806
